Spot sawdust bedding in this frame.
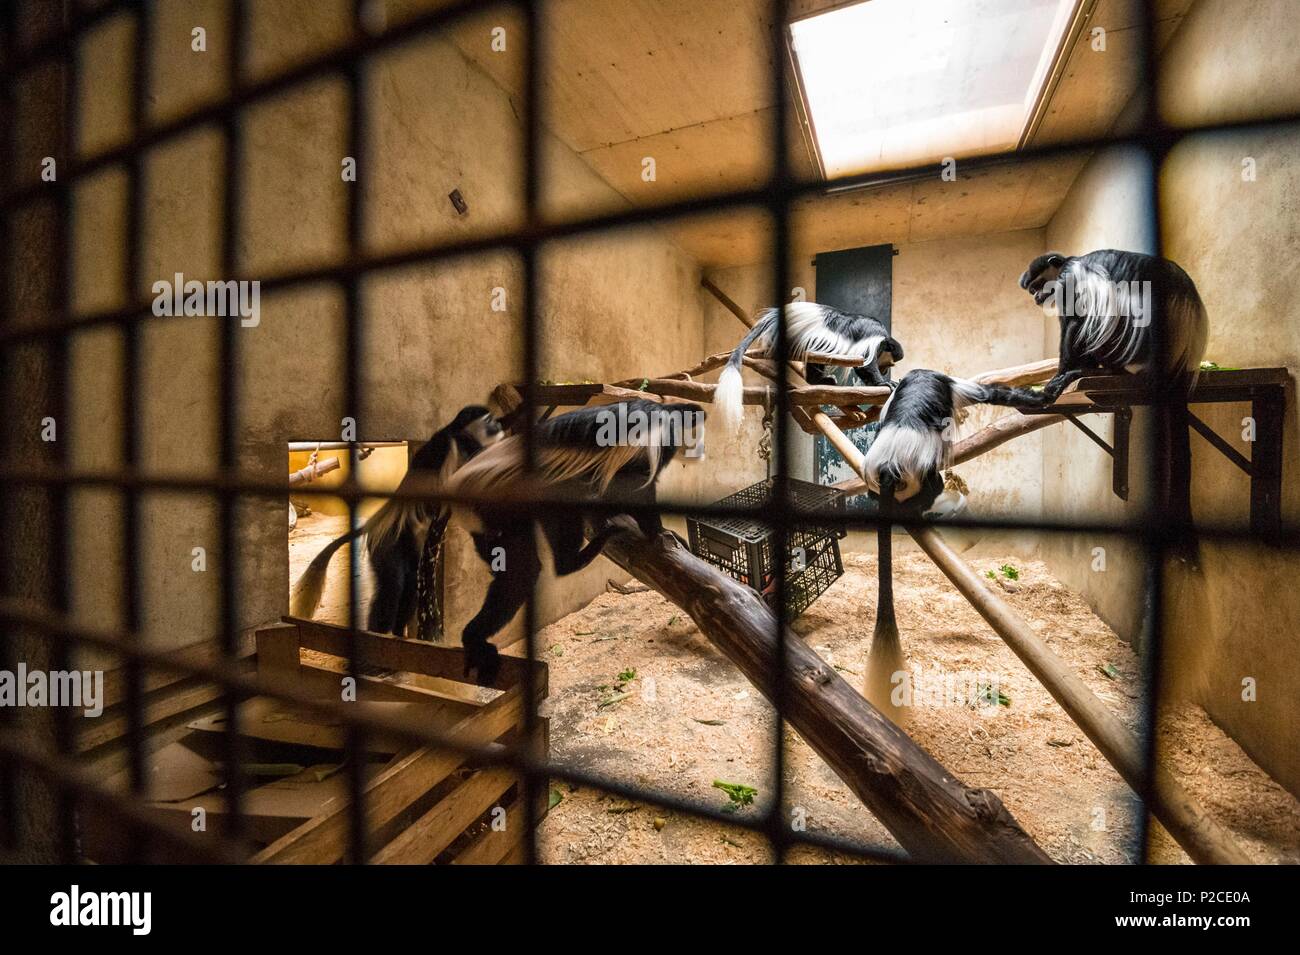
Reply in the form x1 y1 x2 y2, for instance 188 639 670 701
287 514 1300 864
531 552 1300 865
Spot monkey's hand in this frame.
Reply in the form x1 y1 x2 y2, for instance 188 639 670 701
604 513 644 538
464 641 501 687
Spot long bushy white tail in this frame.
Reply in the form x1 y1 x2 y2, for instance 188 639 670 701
288 524 364 619
713 315 774 432
713 364 745 431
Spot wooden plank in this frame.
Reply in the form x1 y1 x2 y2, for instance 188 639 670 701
451 798 525 866
185 697 434 756
286 616 545 697
78 675 238 753
99 630 255 709
294 659 482 713
142 767 370 845
252 686 526 864
369 765 517 864
256 622 302 689
1057 368 1290 406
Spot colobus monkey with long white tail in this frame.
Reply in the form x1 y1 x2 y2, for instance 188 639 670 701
861 369 1023 516
444 397 705 686
289 406 503 634
1010 250 1208 550
713 302 902 431
859 369 1021 714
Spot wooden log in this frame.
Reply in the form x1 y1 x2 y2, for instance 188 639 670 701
974 357 1058 387
619 348 865 389
791 383 891 406
952 413 1069 465
909 525 1253 865
600 527 1052 863
636 376 890 408
638 377 772 405
288 456 340 485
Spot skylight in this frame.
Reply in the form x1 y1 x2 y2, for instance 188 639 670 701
789 0 1079 179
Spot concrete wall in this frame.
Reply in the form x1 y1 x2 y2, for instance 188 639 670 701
60 2 712 654
891 231 1050 537
1038 0 1300 798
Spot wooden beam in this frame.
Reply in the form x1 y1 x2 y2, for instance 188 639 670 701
616 347 865 388
284 617 545 697
369 765 517 864
974 357 1059 388
600 527 1052 864
451 798 526 865
834 413 1071 496
909 525 1253 865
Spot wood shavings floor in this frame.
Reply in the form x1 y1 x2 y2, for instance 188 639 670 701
531 552 1300 865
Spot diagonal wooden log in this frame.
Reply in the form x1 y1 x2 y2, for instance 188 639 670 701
600 527 1053 863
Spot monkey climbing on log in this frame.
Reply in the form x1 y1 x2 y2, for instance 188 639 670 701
289 405 503 635
444 397 707 686
857 369 1032 716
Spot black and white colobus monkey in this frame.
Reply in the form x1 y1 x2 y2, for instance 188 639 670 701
861 369 1023 516
714 302 903 430
444 398 705 686
1010 249 1208 406
859 369 1022 712
289 406 503 635
1012 250 1208 542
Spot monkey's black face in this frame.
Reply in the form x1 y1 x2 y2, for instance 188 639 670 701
1019 253 1067 307
465 414 503 448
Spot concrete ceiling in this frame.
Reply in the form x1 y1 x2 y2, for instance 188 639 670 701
449 0 1195 267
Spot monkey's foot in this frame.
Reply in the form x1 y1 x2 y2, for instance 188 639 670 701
464 641 501 687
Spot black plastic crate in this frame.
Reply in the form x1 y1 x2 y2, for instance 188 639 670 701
686 478 846 622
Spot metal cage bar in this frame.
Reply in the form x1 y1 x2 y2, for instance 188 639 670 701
0 0 1295 866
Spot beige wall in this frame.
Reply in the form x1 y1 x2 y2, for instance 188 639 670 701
1039 0 1300 798
891 231 1050 536
60 2 713 654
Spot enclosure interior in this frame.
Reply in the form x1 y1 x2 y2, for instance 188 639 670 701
3 0 1299 865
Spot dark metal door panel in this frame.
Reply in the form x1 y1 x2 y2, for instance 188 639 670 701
812 244 893 488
